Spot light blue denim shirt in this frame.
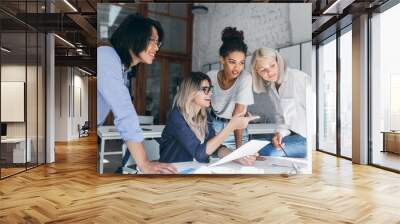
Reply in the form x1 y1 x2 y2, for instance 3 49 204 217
97 46 144 142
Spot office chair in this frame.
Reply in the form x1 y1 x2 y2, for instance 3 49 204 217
79 121 90 138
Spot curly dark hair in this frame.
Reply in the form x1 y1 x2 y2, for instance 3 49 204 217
219 27 248 57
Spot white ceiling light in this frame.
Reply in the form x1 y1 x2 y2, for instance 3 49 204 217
63 0 78 12
54 34 75 48
323 0 355 15
1 47 11 53
78 67 92 76
192 5 208 15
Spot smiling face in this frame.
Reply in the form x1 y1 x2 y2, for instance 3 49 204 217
193 80 212 108
220 51 246 80
255 57 279 82
138 26 159 64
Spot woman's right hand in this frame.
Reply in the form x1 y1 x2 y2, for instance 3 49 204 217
272 132 284 150
228 111 258 130
139 161 177 174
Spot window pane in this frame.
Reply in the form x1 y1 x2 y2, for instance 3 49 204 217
148 13 187 54
38 33 46 165
97 3 138 41
340 28 352 158
318 36 337 154
1 31 27 177
167 63 182 111
145 61 162 124
27 32 38 169
371 3 400 171
148 3 168 14
169 4 187 18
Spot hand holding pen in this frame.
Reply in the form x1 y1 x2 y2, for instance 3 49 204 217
272 132 288 157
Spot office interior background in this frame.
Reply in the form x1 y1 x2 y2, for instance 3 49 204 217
0 0 399 176
0 0 400 222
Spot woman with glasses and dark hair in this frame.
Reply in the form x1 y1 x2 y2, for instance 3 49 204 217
159 72 257 164
207 27 254 151
97 14 177 174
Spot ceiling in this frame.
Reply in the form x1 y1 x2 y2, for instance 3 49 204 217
0 0 394 75
0 0 97 74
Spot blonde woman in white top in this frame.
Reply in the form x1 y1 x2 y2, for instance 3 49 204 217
248 47 309 158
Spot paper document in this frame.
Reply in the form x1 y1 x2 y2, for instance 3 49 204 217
208 140 269 167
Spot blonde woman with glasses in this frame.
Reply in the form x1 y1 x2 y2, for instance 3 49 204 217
159 72 258 164
247 47 309 158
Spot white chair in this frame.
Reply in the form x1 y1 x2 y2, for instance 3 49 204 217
138 116 154 125
121 115 159 174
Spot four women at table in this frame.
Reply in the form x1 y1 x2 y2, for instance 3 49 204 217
98 14 308 170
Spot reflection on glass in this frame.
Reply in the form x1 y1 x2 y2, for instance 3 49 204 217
146 61 161 124
318 37 337 154
340 29 352 158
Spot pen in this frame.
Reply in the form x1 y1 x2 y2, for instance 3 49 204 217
280 143 288 157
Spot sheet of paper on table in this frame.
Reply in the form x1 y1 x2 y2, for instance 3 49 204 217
208 140 269 167
175 157 308 174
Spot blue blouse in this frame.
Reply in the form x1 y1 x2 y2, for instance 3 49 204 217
159 107 216 163
97 46 143 143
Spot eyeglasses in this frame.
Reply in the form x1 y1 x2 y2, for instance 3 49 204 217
199 85 213 94
148 38 162 48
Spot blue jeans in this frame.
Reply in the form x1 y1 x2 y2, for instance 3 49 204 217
212 117 249 150
253 134 307 158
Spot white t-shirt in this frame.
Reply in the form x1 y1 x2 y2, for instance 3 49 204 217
207 70 254 119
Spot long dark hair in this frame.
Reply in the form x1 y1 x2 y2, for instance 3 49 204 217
219 27 247 57
110 14 164 68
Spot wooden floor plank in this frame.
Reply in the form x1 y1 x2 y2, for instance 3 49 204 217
0 135 400 223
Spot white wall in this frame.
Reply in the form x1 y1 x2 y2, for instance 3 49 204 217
1 65 38 137
55 66 69 141
192 3 312 72
54 67 89 141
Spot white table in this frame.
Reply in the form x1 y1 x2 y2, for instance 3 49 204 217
97 123 276 174
97 125 165 174
134 156 308 175
1 137 31 163
97 123 275 140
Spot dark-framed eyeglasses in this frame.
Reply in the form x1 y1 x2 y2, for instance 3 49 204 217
148 38 162 48
199 85 214 94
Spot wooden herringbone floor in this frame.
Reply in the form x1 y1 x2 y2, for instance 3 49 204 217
1 135 400 224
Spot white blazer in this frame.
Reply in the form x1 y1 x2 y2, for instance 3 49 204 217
273 68 310 138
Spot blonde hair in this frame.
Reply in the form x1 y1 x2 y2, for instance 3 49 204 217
173 72 210 142
251 47 286 93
